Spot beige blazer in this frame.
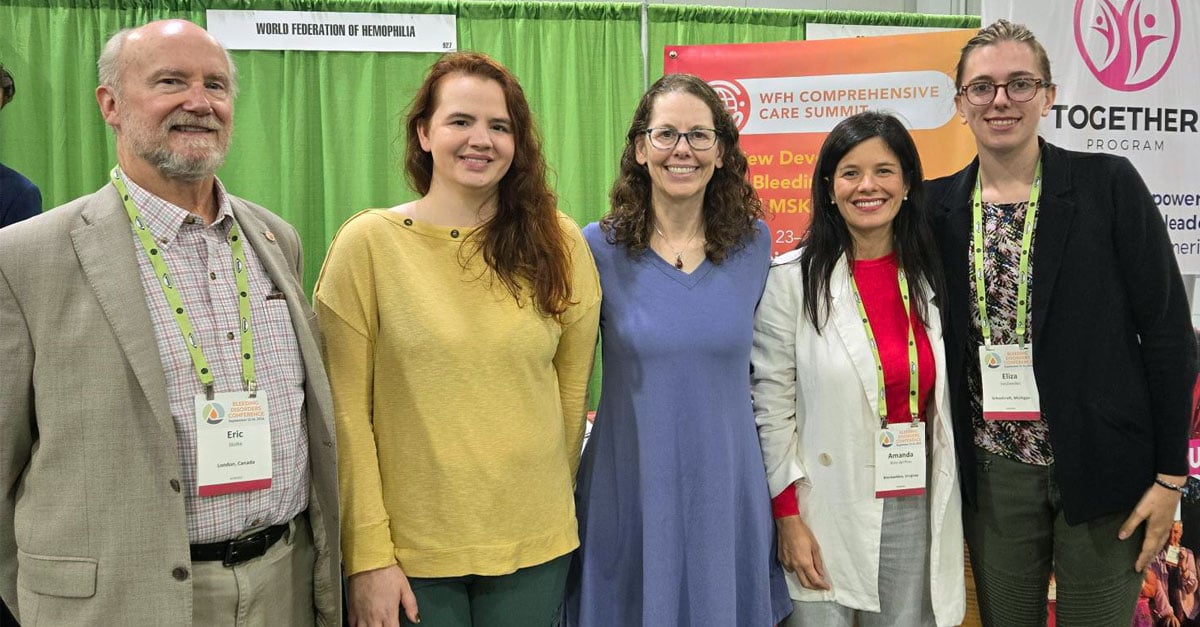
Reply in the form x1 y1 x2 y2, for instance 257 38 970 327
0 184 341 625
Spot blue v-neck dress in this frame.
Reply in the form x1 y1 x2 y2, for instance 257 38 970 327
566 221 791 626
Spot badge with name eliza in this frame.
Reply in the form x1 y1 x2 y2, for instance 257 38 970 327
979 345 1040 420
971 158 1043 422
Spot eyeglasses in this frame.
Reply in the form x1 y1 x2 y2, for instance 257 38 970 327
958 78 1051 106
643 127 719 151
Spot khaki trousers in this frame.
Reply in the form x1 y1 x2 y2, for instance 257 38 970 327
192 515 316 627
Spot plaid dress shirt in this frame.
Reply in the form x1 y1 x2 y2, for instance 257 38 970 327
124 173 309 543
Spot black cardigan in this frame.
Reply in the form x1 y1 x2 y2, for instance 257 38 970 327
928 140 1198 525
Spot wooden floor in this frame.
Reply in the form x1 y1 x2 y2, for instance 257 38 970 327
962 545 981 627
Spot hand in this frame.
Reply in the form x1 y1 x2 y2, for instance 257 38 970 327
347 564 420 626
776 515 830 590
1119 474 1186 572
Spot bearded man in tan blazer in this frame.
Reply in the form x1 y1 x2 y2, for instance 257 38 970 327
0 20 340 625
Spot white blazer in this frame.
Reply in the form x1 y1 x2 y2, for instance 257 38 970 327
751 249 965 626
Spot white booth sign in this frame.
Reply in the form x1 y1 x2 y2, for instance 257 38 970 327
206 10 456 53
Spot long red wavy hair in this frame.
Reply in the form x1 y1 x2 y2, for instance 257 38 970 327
404 52 573 320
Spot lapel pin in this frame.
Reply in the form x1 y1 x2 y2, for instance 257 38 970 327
263 230 276 242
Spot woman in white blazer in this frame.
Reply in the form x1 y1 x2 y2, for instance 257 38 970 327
751 112 965 627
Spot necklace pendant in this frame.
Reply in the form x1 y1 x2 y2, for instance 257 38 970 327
674 254 684 270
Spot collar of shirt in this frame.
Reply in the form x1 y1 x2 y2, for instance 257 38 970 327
119 169 235 250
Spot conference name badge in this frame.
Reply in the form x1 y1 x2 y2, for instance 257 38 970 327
978 344 1041 420
194 391 273 497
874 423 926 498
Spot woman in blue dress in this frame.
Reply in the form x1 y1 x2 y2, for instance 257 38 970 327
565 73 791 626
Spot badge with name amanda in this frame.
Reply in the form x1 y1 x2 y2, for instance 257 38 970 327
874 423 926 498
195 391 273 496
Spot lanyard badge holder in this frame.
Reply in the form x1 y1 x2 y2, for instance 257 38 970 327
974 159 1041 420
973 160 1043 421
852 269 927 498
113 168 273 496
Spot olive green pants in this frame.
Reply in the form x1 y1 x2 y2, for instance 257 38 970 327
965 447 1144 627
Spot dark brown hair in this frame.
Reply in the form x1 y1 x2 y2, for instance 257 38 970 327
801 111 943 331
602 73 762 264
404 51 573 320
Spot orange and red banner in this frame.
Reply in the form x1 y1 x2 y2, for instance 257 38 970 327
665 30 978 256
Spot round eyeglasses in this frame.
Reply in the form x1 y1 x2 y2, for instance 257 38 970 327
643 127 719 151
958 78 1051 106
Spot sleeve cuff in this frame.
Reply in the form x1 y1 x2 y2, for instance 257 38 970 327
771 483 799 519
343 520 398 576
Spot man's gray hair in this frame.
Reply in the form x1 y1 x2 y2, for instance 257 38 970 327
96 25 239 99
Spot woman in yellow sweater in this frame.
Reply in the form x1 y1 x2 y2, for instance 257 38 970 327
315 52 601 627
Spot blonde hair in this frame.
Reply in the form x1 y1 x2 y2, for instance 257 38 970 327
955 19 1052 87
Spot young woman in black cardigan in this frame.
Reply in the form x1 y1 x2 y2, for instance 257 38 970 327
927 19 1198 627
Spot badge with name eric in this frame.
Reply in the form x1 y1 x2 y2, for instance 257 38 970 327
978 344 1041 421
874 423 926 498
194 391 273 497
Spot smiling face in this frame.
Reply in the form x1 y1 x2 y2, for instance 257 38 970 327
831 136 909 254
636 90 724 211
955 40 1056 159
417 73 515 201
97 21 234 183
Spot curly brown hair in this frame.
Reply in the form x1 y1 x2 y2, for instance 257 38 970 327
601 73 762 264
404 51 573 320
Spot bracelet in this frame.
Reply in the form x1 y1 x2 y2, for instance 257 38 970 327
1155 477 1187 493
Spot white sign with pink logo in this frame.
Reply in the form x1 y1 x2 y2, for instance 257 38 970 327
985 0 1200 275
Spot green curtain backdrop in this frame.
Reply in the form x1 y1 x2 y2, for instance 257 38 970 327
0 0 978 406
0 0 978 286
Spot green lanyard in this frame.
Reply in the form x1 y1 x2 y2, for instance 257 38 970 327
971 158 1042 349
849 266 919 429
112 168 256 399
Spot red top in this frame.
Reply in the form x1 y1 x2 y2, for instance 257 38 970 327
853 253 935 426
772 253 935 518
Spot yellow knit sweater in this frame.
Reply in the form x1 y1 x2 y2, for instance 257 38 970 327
314 209 600 578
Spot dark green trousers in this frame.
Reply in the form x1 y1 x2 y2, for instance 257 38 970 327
401 553 570 627
965 447 1144 627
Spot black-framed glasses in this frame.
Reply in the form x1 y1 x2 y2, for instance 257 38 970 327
958 78 1051 106
643 127 719 151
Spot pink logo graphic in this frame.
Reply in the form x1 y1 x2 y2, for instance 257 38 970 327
709 79 751 131
1074 0 1181 91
